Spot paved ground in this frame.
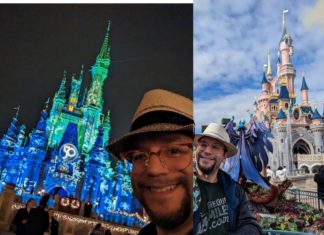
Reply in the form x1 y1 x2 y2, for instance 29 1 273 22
0 230 13 235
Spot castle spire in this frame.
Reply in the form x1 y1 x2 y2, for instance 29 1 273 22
13 105 20 118
97 20 111 60
79 64 84 81
282 10 288 35
300 70 309 91
57 71 67 99
301 70 310 106
267 49 272 78
86 21 112 108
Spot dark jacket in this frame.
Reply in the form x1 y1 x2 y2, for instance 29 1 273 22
194 170 261 235
138 222 192 235
26 206 49 235
138 222 157 235
13 208 29 235
50 217 59 235
314 173 324 198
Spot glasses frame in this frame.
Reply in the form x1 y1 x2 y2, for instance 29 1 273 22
121 143 193 171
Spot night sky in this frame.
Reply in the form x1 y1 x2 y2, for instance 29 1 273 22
0 4 193 141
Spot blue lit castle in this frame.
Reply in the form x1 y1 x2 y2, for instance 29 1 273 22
0 22 143 227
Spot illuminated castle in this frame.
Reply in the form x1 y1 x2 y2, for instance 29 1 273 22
254 11 324 174
0 22 142 226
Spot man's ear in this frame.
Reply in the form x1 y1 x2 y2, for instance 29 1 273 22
222 152 228 162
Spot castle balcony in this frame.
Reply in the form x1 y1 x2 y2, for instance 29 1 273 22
278 64 296 77
297 153 324 173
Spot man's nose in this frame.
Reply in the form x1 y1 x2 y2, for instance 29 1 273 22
202 146 212 155
145 154 169 176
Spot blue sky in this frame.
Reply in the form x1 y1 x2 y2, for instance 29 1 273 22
194 0 324 133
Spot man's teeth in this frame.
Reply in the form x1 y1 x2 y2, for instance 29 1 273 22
149 185 176 192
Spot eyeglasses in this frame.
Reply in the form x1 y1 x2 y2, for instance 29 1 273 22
198 141 226 153
122 143 193 172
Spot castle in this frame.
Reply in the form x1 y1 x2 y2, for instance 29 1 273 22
0 22 143 226
254 11 324 174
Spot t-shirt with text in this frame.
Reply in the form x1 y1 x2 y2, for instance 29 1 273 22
196 178 229 235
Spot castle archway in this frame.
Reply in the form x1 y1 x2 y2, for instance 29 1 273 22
293 138 312 169
293 138 312 154
311 164 322 173
48 186 68 197
299 165 310 174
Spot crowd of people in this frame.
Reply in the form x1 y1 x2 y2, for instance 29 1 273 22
12 196 114 235
12 195 57 235
266 165 288 183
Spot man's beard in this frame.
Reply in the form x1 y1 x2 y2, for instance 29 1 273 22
197 152 221 175
132 175 192 230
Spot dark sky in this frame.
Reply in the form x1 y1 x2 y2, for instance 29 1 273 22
0 4 193 141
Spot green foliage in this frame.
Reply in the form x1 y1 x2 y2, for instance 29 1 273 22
259 200 324 232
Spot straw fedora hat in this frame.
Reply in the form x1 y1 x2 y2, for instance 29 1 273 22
107 89 194 159
194 123 237 157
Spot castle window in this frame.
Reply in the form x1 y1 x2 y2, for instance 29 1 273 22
285 103 289 109
281 139 283 143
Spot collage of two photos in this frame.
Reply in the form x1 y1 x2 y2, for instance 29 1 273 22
0 1 324 235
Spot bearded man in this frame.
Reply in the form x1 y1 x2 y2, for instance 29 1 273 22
108 89 193 235
193 123 261 235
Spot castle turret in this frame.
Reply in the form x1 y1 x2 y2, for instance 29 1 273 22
301 71 309 106
310 105 324 153
266 50 273 81
278 10 296 96
278 83 290 111
86 21 111 108
102 110 111 147
67 72 83 112
50 71 67 117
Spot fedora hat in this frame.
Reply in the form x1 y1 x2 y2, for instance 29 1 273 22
194 123 237 157
107 89 194 160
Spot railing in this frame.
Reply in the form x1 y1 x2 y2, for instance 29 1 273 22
286 189 324 211
262 229 314 235
297 154 324 162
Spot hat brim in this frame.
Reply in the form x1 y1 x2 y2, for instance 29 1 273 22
194 133 237 157
107 123 194 160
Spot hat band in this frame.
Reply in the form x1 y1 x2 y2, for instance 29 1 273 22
131 111 193 131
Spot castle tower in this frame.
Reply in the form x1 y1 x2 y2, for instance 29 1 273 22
81 126 107 204
102 110 111 147
82 21 112 152
67 66 83 112
86 21 111 108
266 50 273 82
20 106 48 189
278 83 290 112
50 71 67 117
0 112 20 176
301 71 309 106
310 105 324 153
278 10 296 98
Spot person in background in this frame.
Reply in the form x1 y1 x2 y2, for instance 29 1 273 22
266 166 276 183
89 223 104 235
47 208 59 235
104 229 112 235
276 166 287 182
283 166 288 177
26 194 49 235
12 198 36 235
314 165 324 205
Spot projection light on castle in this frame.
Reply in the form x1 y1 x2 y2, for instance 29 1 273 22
0 22 145 228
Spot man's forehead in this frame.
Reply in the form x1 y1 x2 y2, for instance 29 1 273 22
199 136 224 146
131 132 192 147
